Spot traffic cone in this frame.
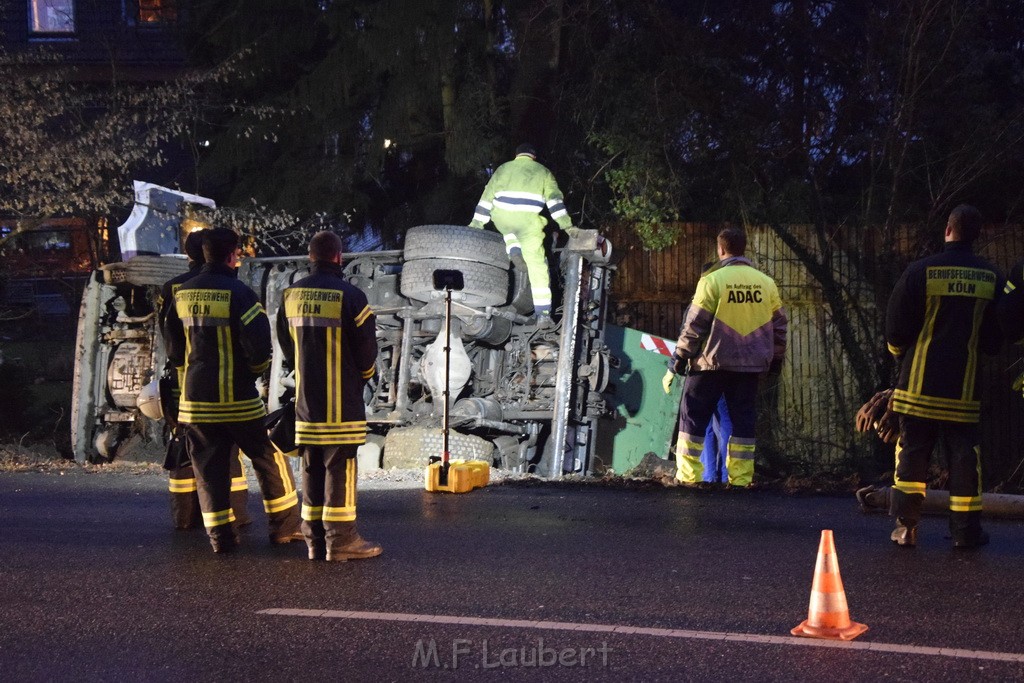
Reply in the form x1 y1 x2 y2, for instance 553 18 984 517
791 529 868 641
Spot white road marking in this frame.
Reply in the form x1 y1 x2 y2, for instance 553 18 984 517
257 608 1024 663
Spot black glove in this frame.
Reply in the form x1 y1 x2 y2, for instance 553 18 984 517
768 358 783 375
669 352 688 375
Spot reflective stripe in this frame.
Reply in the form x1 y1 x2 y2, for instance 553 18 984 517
893 480 927 495
203 508 235 527
727 438 756 461
301 504 324 521
168 477 197 493
231 476 248 492
1005 281 1016 294
264 489 298 514
354 305 373 327
949 495 983 512
887 342 903 357
240 303 264 326
361 366 375 380
909 296 940 394
962 298 986 402
250 359 271 374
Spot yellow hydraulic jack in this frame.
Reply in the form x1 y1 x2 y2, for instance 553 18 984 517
425 269 490 494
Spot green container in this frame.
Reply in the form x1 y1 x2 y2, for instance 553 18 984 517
593 324 682 474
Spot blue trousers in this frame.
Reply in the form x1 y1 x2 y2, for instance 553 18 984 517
701 396 731 483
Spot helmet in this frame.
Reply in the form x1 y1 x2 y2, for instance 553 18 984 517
137 379 163 420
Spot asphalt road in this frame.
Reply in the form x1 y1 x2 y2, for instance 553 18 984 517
2 469 1023 682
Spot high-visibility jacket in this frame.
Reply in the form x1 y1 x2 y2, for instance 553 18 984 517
674 257 787 373
158 262 200 334
886 242 1002 423
164 263 273 424
276 261 377 446
470 154 573 233
157 263 201 409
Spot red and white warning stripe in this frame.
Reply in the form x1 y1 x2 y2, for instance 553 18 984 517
640 333 674 357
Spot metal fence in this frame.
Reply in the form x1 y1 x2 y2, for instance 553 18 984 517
606 223 1024 488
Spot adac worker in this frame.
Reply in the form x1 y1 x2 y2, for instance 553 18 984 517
665 228 787 487
157 229 250 530
469 144 578 321
276 231 381 562
885 204 1002 549
164 227 300 553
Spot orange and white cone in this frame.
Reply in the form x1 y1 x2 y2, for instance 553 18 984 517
791 529 868 641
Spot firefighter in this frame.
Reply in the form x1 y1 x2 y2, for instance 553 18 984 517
276 231 381 562
885 205 1002 549
163 227 301 553
157 229 249 530
469 143 578 323
663 228 787 487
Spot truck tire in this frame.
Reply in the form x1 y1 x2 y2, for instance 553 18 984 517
400 258 509 307
383 426 494 469
403 224 510 269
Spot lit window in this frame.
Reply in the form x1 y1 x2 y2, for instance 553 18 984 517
29 0 75 33
137 0 177 24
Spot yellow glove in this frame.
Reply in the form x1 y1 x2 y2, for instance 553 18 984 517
662 369 675 394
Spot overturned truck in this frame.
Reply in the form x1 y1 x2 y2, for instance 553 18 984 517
72 222 616 478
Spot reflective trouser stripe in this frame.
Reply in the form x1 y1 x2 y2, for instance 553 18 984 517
169 477 197 493
726 437 756 487
302 505 324 521
265 489 299 514
231 476 248 492
675 431 705 483
893 439 927 497
202 508 235 528
949 495 983 512
324 459 357 522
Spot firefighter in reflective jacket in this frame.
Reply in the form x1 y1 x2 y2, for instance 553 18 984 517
164 228 300 553
276 231 380 562
469 143 578 321
664 228 787 487
157 229 249 530
885 205 1002 549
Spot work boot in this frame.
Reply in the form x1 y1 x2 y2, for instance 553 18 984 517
952 529 990 550
307 539 326 561
326 535 383 562
210 529 241 554
890 518 917 547
270 530 305 545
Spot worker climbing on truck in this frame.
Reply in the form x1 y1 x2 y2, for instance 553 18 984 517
469 143 579 325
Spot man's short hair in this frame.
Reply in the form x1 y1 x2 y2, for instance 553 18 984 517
717 227 747 256
947 204 983 243
309 230 343 262
201 227 239 264
183 229 205 262
515 143 537 158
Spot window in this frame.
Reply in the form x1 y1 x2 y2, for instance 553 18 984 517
29 0 75 33
136 0 177 25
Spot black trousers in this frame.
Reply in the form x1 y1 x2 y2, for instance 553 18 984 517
675 371 759 485
299 444 359 549
168 446 249 529
184 419 300 543
890 414 984 537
